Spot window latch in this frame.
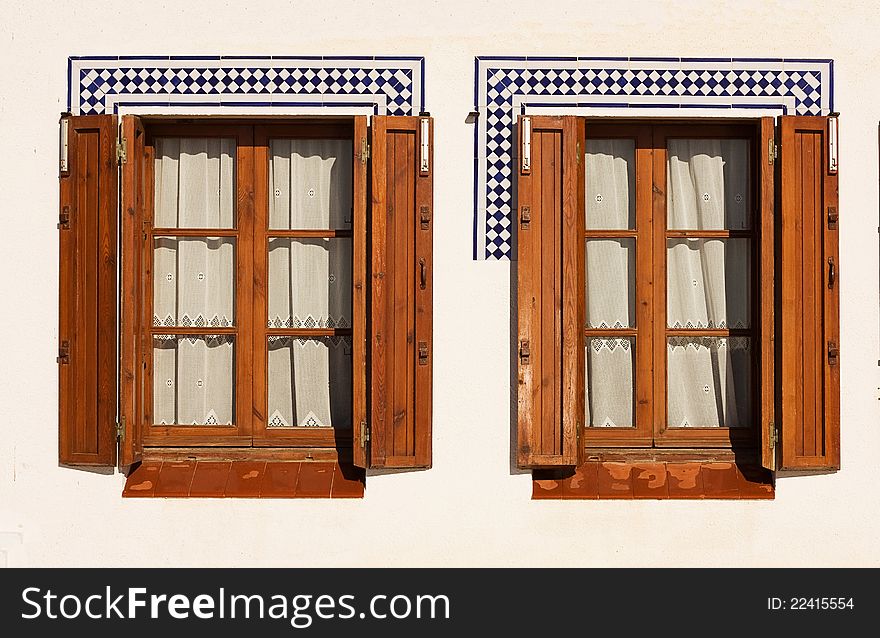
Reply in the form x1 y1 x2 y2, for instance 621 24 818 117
828 257 836 289
57 340 70 365
419 257 427 290
828 341 839 366
519 339 530 366
418 341 429 366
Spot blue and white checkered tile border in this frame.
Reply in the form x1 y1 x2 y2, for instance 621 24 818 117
473 57 834 260
68 56 424 116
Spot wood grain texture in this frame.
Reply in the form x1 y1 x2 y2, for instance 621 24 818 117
369 116 432 468
779 116 840 470
759 117 776 471
58 114 118 466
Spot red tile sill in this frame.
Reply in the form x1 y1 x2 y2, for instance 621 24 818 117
124 461 364 499
534 461 773 500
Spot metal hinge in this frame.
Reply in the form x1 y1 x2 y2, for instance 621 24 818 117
56 340 70 364
519 339 530 365
420 205 431 230
116 136 127 164
58 206 70 230
358 420 370 447
768 139 778 164
418 341 429 366
520 205 531 229
359 138 370 164
828 341 840 366
116 416 126 440
827 206 838 230
769 422 777 449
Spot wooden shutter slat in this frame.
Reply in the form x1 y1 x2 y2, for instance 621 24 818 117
759 117 776 471
368 115 433 468
58 114 118 466
778 115 840 471
119 115 145 467
516 115 580 468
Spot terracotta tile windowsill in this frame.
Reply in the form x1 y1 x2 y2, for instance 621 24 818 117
533 462 774 500
123 461 365 499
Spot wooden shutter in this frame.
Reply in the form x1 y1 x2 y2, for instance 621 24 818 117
368 115 433 468
119 115 145 467
759 117 776 471
516 115 583 468
778 115 840 471
58 114 118 466
352 115 369 469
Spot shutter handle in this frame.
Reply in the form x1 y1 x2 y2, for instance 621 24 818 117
419 257 427 290
828 257 836 289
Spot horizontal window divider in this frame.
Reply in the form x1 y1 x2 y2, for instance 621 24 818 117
266 229 352 238
142 446 350 463
142 434 251 447
265 328 353 337
665 328 751 337
152 228 238 237
584 329 638 337
584 230 638 238
665 230 753 238
149 327 237 335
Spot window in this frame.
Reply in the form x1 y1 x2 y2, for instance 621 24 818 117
58 114 434 480
516 115 839 474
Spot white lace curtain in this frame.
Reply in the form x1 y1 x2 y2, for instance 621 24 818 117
666 139 752 427
266 140 353 428
152 138 237 425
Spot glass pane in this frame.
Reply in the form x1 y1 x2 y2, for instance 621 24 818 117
586 238 635 329
268 238 351 329
269 139 353 230
154 138 236 228
153 335 234 425
667 337 752 428
585 338 635 428
153 237 235 329
667 139 750 230
267 336 353 428
585 139 635 229
667 238 751 329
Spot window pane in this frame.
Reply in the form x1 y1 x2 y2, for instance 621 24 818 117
667 238 751 329
667 139 750 230
153 335 234 425
585 139 635 230
269 139 353 230
268 238 351 329
154 138 236 228
586 337 635 428
267 336 352 428
667 337 752 428
153 237 235 329
586 238 635 329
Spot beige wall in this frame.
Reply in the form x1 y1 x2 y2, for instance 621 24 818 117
0 0 878 567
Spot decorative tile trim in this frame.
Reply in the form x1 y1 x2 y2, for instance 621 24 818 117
474 57 834 260
68 55 425 116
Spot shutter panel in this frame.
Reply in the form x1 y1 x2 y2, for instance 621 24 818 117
58 114 118 466
119 115 145 467
778 115 840 471
516 115 582 468
352 115 369 469
759 117 776 471
368 115 433 468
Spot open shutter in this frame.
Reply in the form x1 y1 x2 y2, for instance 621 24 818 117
352 115 369 469
368 115 433 468
759 117 776 471
778 115 840 471
516 115 583 468
119 115 145 467
58 114 118 466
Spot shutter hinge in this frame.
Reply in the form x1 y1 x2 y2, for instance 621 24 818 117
420 205 431 230
56 340 70 364
827 206 838 230
576 141 581 165
116 416 126 440
359 138 370 164
768 422 777 450
58 205 70 230
519 339 530 365
418 341 429 366
769 139 778 164
828 341 839 366
358 420 370 447
116 136 127 164
520 205 531 229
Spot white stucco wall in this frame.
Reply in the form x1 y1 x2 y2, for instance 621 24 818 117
0 0 878 567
